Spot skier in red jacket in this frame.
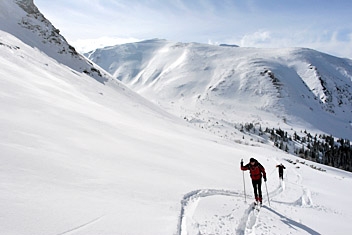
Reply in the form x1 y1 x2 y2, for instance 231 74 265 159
241 157 267 204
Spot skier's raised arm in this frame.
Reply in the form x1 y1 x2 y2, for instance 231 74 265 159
240 159 248 171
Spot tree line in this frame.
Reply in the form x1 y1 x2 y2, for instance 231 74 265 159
269 127 351 171
241 123 352 172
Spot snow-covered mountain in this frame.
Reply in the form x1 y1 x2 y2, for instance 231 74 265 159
1 1 352 235
85 39 352 140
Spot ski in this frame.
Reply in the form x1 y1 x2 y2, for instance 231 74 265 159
252 202 261 211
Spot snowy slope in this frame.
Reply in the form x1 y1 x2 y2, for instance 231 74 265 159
86 39 352 140
0 29 235 235
1 1 352 235
0 0 110 83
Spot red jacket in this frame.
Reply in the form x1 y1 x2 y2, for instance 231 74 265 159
241 161 266 181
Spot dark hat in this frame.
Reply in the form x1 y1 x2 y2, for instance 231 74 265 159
250 157 256 162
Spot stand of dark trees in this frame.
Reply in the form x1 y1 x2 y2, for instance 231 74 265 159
266 127 352 172
240 123 352 172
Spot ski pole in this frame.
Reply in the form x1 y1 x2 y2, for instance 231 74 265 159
241 159 246 203
265 181 270 206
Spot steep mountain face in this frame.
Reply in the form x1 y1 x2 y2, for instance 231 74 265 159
86 39 352 139
0 0 109 83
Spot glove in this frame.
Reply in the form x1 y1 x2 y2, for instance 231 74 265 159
240 159 243 167
263 176 267 182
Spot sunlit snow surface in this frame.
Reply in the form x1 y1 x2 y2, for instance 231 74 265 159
1 1 352 234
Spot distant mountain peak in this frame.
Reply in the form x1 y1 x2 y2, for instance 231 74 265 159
86 40 352 139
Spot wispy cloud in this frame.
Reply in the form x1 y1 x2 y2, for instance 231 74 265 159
72 36 140 53
239 31 272 47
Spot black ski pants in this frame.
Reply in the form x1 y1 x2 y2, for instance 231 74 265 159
252 178 262 199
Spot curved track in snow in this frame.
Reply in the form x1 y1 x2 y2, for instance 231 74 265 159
176 165 317 235
177 189 262 235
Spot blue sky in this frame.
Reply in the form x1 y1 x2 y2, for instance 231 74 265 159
35 0 352 58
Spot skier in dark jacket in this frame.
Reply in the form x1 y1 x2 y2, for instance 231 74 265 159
241 157 267 204
276 163 286 180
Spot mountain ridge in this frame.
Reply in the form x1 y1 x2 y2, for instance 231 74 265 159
0 0 111 83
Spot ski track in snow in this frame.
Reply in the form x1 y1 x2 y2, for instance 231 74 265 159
56 216 104 235
177 189 262 235
237 202 260 235
176 189 236 235
177 167 316 235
